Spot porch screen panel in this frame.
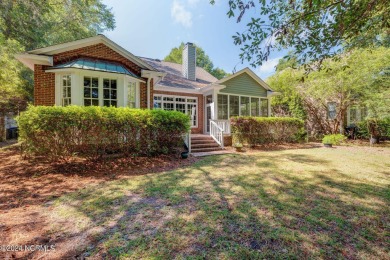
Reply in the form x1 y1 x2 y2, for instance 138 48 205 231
229 95 239 117
260 99 268 116
240 97 250 116
251 97 260 116
84 77 99 106
217 94 228 120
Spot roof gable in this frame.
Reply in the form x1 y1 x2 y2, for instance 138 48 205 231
26 35 155 71
216 68 274 91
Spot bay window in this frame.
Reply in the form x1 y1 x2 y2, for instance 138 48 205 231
61 75 71 106
103 79 117 107
84 77 99 106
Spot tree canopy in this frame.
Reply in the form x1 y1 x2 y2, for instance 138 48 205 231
164 43 229 80
0 0 115 50
267 47 390 134
212 0 389 68
0 0 115 104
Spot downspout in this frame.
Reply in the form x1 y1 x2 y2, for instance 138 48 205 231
147 77 152 109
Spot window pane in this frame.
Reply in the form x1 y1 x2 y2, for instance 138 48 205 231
128 82 136 108
154 96 161 101
187 104 197 127
111 80 117 89
176 103 186 113
217 94 228 120
111 101 117 107
251 98 260 117
92 89 99 98
154 101 161 109
84 88 91 98
92 78 98 88
62 74 71 106
103 89 110 99
84 99 91 106
163 103 174 110
176 97 185 102
111 90 117 99
163 97 174 101
240 97 250 116
260 99 268 116
327 102 336 119
84 78 91 87
229 95 239 117
103 79 110 88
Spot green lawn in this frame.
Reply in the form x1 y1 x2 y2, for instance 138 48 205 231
48 146 390 259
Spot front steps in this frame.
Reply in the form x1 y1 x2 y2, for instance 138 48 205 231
191 135 223 153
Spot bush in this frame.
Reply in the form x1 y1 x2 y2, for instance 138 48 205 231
356 118 390 139
230 117 305 146
17 106 190 161
322 134 347 145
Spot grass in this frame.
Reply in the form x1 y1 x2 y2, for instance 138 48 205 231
47 146 390 259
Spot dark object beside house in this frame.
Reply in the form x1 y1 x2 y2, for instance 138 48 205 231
345 125 357 139
323 143 333 148
6 127 18 140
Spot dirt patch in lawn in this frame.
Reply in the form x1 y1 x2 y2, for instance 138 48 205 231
0 144 198 259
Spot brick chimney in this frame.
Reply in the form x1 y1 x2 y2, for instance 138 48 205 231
182 42 196 81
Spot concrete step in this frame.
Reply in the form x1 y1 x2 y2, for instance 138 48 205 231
191 135 213 141
191 147 223 153
191 143 220 149
191 139 216 145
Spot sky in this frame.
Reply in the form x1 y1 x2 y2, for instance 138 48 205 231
102 0 287 79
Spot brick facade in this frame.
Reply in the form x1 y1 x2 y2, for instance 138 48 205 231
153 90 204 134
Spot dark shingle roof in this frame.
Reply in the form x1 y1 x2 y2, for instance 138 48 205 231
140 57 217 90
50 58 140 78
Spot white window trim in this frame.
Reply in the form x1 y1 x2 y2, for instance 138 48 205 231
54 70 140 108
153 94 198 128
216 93 270 119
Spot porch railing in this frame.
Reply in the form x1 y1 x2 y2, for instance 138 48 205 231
211 120 230 134
210 120 224 148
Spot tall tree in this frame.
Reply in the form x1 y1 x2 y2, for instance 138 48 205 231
268 47 390 135
0 0 115 50
164 43 229 79
212 0 389 68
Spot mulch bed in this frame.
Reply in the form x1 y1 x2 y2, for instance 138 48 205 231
0 143 198 259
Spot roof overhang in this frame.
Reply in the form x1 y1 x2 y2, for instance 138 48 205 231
45 68 145 83
199 84 226 93
141 70 166 78
215 67 274 92
15 53 53 70
267 90 281 97
154 85 202 94
23 34 156 71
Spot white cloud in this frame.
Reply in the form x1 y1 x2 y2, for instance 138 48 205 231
258 57 282 73
171 1 193 28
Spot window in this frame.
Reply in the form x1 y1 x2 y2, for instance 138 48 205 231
154 95 198 127
229 95 240 117
84 77 99 106
349 107 358 124
260 99 268 116
61 75 71 106
217 94 228 120
251 98 260 117
127 82 136 108
103 79 117 107
240 96 250 116
327 102 337 120
206 95 213 104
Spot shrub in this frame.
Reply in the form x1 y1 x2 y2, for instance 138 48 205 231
356 118 390 139
322 134 347 145
17 106 190 161
230 117 305 146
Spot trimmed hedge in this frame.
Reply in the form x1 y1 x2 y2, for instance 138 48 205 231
230 116 305 146
17 106 190 161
